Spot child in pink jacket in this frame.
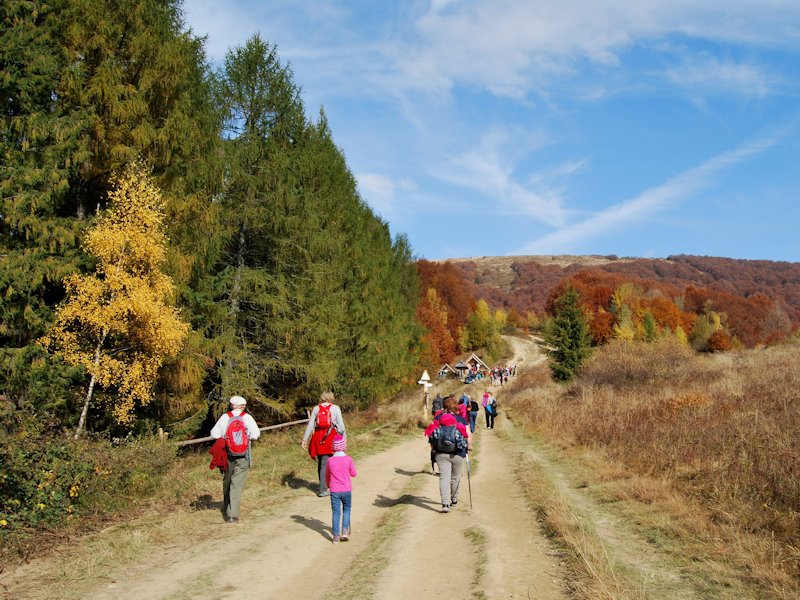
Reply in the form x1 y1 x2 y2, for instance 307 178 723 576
325 434 357 543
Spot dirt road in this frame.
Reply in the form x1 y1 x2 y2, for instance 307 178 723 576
53 337 561 599
5 334 717 598
3 336 568 599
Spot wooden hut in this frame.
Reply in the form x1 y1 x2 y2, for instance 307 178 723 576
465 353 489 372
453 360 470 379
438 363 456 378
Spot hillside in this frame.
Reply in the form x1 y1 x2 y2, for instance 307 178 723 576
443 254 800 323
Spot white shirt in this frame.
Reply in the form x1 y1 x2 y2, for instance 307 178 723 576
210 408 261 440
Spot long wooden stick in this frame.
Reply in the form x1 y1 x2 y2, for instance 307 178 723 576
173 418 310 447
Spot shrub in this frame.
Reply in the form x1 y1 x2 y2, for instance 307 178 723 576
578 336 705 390
0 403 176 560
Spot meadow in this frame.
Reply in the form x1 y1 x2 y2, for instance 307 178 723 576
506 338 800 597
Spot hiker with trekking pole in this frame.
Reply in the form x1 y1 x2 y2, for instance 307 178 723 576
424 395 472 513
301 391 346 497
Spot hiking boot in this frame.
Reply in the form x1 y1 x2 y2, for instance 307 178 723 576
451 498 458 506
226 517 239 524
317 490 329 497
341 529 350 541
441 504 450 513
332 535 340 544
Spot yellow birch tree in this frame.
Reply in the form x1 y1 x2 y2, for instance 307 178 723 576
40 162 189 436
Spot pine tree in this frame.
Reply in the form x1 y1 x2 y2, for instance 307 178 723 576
1 0 220 425
40 164 189 434
545 287 592 382
211 37 420 412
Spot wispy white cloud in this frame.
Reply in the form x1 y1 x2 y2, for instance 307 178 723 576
433 125 571 227
667 56 775 97
356 173 417 219
356 173 397 217
514 128 788 255
186 1 800 106
385 0 800 100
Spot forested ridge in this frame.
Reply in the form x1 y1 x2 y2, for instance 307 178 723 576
449 254 800 350
0 0 426 436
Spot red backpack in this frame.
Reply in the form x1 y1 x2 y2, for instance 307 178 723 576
316 404 332 429
225 411 250 457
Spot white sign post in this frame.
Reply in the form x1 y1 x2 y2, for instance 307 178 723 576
418 370 432 418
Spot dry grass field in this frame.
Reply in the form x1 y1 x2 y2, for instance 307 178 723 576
505 338 800 598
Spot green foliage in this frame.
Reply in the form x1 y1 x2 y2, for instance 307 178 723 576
642 310 657 342
202 35 419 416
0 403 175 549
0 347 84 423
545 287 592 381
2 9 421 435
1 0 220 426
462 300 501 351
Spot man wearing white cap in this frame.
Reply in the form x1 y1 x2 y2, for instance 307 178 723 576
210 395 260 523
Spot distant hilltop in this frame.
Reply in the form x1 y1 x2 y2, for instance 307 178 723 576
436 254 800 324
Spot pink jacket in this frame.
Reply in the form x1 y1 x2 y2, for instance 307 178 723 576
424 412 469 439
326 454 357 493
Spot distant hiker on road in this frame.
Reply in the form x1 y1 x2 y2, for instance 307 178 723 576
468 396 480 433
425 396 471 513
210 395 261 524
302 391 346 497
431 392 444 415
482 389 492 429
486 393 497 429
326 434 357 544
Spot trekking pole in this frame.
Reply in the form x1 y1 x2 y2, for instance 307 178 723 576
466 453 473 509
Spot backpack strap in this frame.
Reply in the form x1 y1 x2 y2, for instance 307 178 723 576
321 425 334 443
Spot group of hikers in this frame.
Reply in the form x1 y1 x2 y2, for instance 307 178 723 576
210 391 356 541
432 389 498 433
208 382 502 541
489 365 515 385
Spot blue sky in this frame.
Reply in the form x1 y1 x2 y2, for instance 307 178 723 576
184 1 800 262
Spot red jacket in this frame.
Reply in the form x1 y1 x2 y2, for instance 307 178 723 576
209 438 228 472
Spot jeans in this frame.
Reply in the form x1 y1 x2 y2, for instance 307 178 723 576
330 491 352 536
468 411 478 432
485 408 495 429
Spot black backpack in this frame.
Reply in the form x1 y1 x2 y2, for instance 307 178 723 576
430 422 466 454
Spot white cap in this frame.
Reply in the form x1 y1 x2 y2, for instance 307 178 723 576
229 395 247 407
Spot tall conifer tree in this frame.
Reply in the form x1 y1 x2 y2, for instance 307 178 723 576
1 0 220 423
545 287 592 381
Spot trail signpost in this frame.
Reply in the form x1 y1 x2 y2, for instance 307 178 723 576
418 370 432 418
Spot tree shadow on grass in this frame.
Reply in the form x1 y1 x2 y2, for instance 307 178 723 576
373 494 440 512
282 471 317 493
291 514 332 541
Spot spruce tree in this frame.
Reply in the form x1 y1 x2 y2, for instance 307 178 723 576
1 0 220 425
545 287 592 382
211 37 421 413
